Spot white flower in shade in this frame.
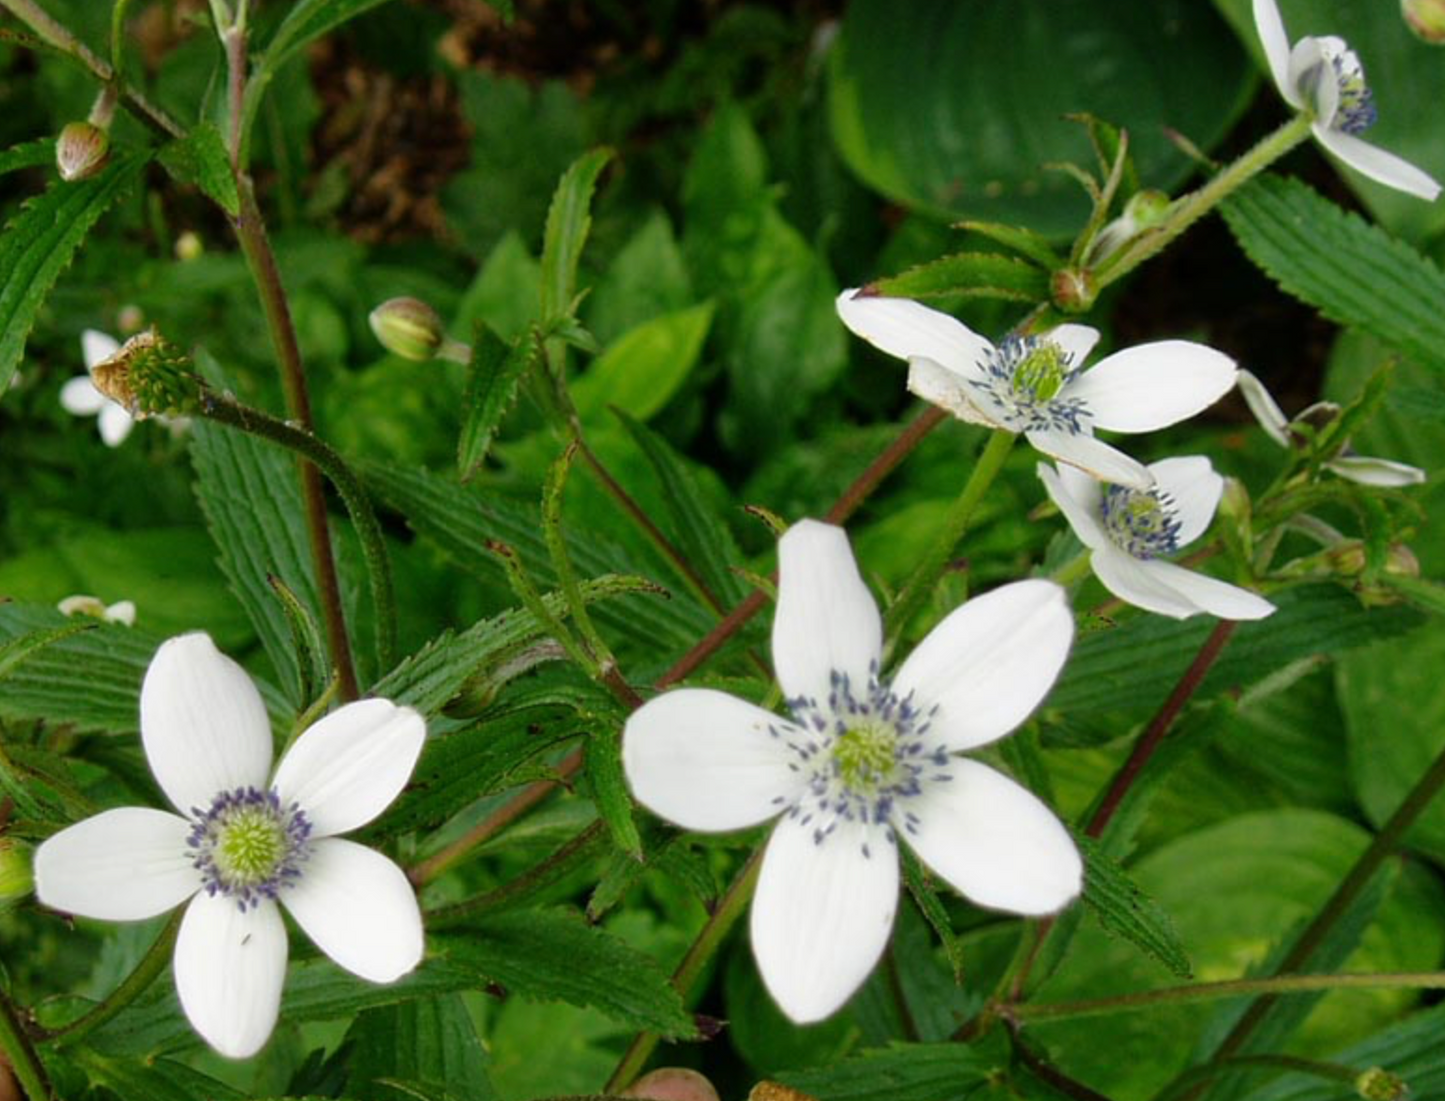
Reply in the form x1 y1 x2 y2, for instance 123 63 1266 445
34 633 426 1059
61 330 135 447
1253 0 1441 201
1039 458 1276 621
836 290 1237 490
57 593 136 626
1237 369 1426 488
623 520 1082 1024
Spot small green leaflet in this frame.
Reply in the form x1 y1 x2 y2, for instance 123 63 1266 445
0 151 147 394
539 148 614 323
0 137 55 179
1223 174 1445 376
157 123 239 215
872 251 1051 302
457 323 540 481
1077 835 1192 980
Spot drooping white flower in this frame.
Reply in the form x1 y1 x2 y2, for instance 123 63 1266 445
34 633 426 1058
57 593 136 626
1237 369 1426 488
1253 0 1441 201
1039 458 1276 621
60 330 135 447
623 520 1082 1024
836 291 1237 490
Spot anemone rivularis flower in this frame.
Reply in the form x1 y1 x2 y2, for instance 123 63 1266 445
623 520 1082 1024
1237 369 1426 488
60 330 135 447
836 290 1237 490
1253 0 1441 201
1039 457 1276 621
34 633 426 1058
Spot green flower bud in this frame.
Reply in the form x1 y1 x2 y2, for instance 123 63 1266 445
1356 1066 1409 1101
369 297 446 361
0 838 33 910
91 330 202 419
1051 267 1097 313
55 121 110 182
1403 0 1445 43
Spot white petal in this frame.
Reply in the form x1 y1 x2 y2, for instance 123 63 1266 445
907 357 997 426
1147 456 1222 547
902 760 1081 915
1252 0 1300 107
1312 127 1443 202
174 893 287 1059
34 808 199 921
1135 558 1276 621
749 813 898 1024
98 402 134 447
106 600 138 626
272 699 425 838
1041 323 1100 368
1025 428 1153 489
623 689 805 832
1293 38 1340 125
1090 546 1208 619
141 633 273 815
835 290 993 379
81 329 121 370
1235 369 1291 447
1327 454 1427 487
60 375 106 415
1037 462 1108 551
772 520 883 708
1066 342 1237 433
892 579 1073 753
282 838 423 983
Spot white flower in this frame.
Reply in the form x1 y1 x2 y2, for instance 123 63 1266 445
34 633 426 1058
1253 0 1441 201
57 593 136 626
836 290 1237 489
1039 458 1276 621
1237 369 1426 487
60 330 135 447
623 520 1082 1024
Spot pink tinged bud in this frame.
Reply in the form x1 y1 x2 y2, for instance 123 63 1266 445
56 121 110 182
623 1068 723 1101
369 296 446 361
1403 0 1445 43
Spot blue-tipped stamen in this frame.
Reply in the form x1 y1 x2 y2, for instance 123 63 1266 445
187 786 312 911
1100 485 1182 560
969 335 1092 436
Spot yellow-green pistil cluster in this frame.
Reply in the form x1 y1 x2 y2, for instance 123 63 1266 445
970 335 1090 436
187 787 313 910
1101 485 1183 560
1011 342 1069 403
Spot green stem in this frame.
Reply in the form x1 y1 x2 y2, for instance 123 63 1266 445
604 848 765 1093
544 443 613 669
886 430 1017 634
199 391 396 680
43 911 180 1046
0 990 50 1101
107 0 133 86
1009 970 1445 1023
1051 551 1093 588
1152 1054 1359 1101
1094 115 1312 295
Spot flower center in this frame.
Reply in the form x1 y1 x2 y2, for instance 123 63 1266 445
970 335 1092 436
777 666 953 857
1303 37 1377 135
188 787 312 910
1101 485 1182 560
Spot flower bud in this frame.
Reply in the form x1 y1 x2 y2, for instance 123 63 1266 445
369 297 446 361
174 231 204 262
1403 0 1445 42
90 329 201 419
0 838 33 910
55 121 110 182
623 1068 722 1101
1051 267 1097 313
1356 1066 1410 1101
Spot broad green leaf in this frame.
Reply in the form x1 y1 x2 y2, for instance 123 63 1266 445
1078 835 1192 980
779 1043 994 1101
1222 175 1445 377
0 620 92 680
1390 385 1445 422
71 1050 246 1101
436 909 696 1036
156 122 239 215
0 742 93 826
873 252 1051 302
827 0 1254 234
539 148 613 322
0 137 55 178
0 150 146 393
1379 574 1445 616
454 231 542 341
570 301 715 423
457 323 539 481
585 210 693 345
345 994 496 1101
1245 1005 1445 1101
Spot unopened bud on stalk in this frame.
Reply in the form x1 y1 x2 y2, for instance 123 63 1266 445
56 121 110 182
0 838 33 910
1325 540 1420 580
1356 1066 1410 1101
1403 0 1445 42
369 297 447 361
1051 267 1097 313
90 329 201 419
623 1068 722 1101
1086 188 1172 266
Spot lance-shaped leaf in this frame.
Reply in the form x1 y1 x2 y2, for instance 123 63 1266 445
1077 835 1192 980
540 148 614 323
873 252 1051 302
156 123 239 215
458 323 540 481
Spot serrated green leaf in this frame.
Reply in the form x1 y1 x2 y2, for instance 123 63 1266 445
583 725 641 857
71 1051 247 1101
458 323 539 481
157 122 239 215
778 1043 993 1101
0 151 146 393
436 909 696 1037
0 137 55 178
268 574 331 706
613 409 748 610
540 148 613 322
1077 835 1192 980
1222 175 1445 376
0 742 93 827
872 252 1050 302
346 994 496 1101
958 220 1065 267
570 301 715 423
0 619 93 680
900 849 965 983
1390 384 1445 422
